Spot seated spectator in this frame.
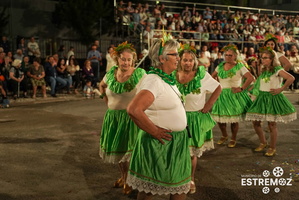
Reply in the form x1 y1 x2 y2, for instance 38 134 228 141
7 51 13 63
213 52 224 68
181 6 191 19
82 60 97 87
203 7 212 20
183 26 194 39
2 56 11 80
44 56 67 97
126 1 135 15
139 7 148 25
0 82 9 108
8 59 28 99
0 51 5 65
18 38 27 57
27 58 47 98
20 56 30 74
56 58 71 94
202 28 210 41
192 11 202 23
67 56 80 94
239 47 248 61
83 80 101 99
211 9 219 22
13 49 24 61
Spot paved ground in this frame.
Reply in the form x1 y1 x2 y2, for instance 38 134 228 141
0 92 299 200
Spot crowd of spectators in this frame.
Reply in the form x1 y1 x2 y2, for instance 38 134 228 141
116 1 299 51
116 1 299 87
0 37 106 103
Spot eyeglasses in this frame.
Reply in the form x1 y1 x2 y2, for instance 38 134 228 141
167 53 179 57
261 57 270 60
224 54 233 57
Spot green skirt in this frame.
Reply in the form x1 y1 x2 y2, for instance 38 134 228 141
127 130 191 195
187 111 215 157
99 109 139 164
211 88 252 123
246 91 297 123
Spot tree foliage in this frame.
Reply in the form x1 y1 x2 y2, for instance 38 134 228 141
52 0 113 45
0 7 9 35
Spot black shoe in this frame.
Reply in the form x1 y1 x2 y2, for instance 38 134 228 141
51 94 58 98
13 95 17 100
23 95 29 98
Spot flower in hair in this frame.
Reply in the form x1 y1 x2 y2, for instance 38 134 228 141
221 44 238 53
159 29 173 55
178 43 196 54
265 33 278 42
113 41 136 56
259 46 275 56
247 56 257 62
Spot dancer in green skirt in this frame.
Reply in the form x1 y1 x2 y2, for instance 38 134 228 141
211 44 254 148
174 44 221 194
99 41 146 194
127 36 191 200
246 47 297 156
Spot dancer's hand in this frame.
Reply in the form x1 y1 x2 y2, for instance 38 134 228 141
232 87 243 93
150 126 172 144
270 88 283 95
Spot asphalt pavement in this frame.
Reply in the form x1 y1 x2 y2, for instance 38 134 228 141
0 91 298 200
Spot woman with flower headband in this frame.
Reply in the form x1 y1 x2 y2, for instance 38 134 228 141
211 44 254 148
174 44 222 194
246 47 296 156
98 41 146 195
263 34 292 71
127 35 191 200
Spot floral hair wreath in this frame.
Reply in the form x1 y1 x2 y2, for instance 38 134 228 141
259 46 275 56
178 43 197 54
265 33 278 42
247 56 258 62
221 44 238 54
112 41 136 56
158 29 173 55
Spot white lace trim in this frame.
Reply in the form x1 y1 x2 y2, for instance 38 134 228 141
245 112 297 123
190 140 215 158
126 173 191 195
212 115 244 123
99 148 131 164
119 153 131 163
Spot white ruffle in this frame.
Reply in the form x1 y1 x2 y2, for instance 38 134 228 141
126 173 191 195
212 115 244 123
245 112 297 123
190 140 215 158
99 149 131 164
